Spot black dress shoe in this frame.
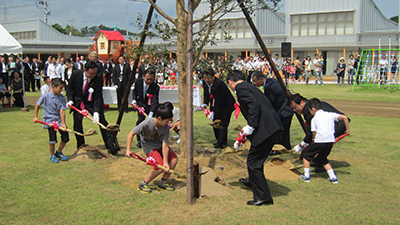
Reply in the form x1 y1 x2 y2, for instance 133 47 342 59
312 167 326 173
109 146 119 155
247 199 274 206
269 151 281 156
213 143 224 149
239 178 251 187
136 142 142 148
213 142 218 145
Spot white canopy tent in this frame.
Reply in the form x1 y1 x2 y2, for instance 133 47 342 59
0 23 22 55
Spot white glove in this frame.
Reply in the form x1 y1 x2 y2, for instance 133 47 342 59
208 111 214 121
66 101 74 108
148 111 154 118
201 104 207 109
131 100 137 107
114 85 118 89
93 112 99 124
234 141 242 150
242 125 255 136
293 141 309 153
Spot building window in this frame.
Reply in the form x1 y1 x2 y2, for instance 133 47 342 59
291 11 354 37
100 42 105 49
113 42 119 49
10 31 36 40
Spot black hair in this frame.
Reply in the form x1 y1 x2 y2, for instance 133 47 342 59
308 98 321 110
51 56 57 60
51 78 64 87
118 55 125 59
203 67 215 77
252 71 265 80
65 58 71 64
226 70 246 83
145 67 155 76
275 54 279 57
85 60 97 70
43 76 50 82
162 101 174 112
288 93 307 105
155 105 173 120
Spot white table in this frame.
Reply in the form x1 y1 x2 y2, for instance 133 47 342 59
102 86 202 106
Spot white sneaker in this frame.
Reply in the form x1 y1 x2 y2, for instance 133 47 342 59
176 139 180 144
173 135 180 139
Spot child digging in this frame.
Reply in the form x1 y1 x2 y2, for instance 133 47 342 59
300 98 350 184
33 78 69 163
125 105 178 193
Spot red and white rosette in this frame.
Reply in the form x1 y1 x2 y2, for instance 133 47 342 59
87 87 94 102
193 85 197 89
160 85 164 89
210 94 215 107
147 93 153 105
171 85 176 89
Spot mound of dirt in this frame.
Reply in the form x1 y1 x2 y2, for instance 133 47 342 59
264 157 301 180
69 144 112 161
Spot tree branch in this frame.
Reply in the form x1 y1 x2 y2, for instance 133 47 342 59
193 1 232 24
147 0 176 25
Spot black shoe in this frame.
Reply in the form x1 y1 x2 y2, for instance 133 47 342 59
110 145 120 155
136 142 142 148
239 178 251 187
213 142 218 145
269 151 281 156
312 167 326 173
213 143 224 149
247 199 274 206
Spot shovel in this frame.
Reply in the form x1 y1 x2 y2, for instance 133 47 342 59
200 106 222 129
128 152 186 179
34 120 98 136
68 104 120 132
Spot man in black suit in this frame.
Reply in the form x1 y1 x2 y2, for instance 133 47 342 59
252 72 294 153
66 60 119 155
131 68 159 148
202 68 235 148
22 56 33 92
89 51 104 79
32 57 42 92
104 58 114 87
113 55 131 111
289 93 350 172
226 70 283 206
75 56 84 70
0 56 9 89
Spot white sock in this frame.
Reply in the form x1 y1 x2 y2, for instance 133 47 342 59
327 169 337 179
304 168 310 178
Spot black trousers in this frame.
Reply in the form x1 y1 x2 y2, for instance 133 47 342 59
116 85 128 111
73 110 114 149
35 79 41 91
275 115 293 150
247 131 279 201
213 111 232 145
105 74 112 87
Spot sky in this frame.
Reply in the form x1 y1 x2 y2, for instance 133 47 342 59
0 0 398 33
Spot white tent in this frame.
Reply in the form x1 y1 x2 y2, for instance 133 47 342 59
0 23 22 55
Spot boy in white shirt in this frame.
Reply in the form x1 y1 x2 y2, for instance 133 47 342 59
300 98 350 184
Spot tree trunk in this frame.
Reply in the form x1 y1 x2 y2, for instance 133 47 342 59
176 0 188 157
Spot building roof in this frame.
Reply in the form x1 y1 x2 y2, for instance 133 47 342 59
93 30 125 41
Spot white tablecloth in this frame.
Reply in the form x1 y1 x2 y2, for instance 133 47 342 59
102 86 202 106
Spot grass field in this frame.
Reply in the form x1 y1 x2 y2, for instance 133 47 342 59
1 84 399 224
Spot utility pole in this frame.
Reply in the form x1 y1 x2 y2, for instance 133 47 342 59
36 1 51 23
